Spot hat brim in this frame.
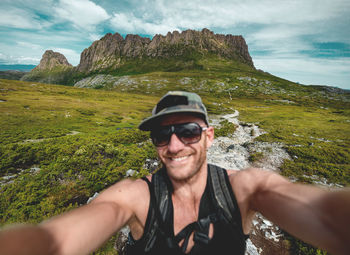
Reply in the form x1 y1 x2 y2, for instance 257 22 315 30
138 108 208 131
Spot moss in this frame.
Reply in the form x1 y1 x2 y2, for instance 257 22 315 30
76 108 96 116
249 152 264 163
215 120 237 137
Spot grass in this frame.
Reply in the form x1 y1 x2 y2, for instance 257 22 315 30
0 70 349 254
226 98 350 185
0 79 156 145
0 80 158 230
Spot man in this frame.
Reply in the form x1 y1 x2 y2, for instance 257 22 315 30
0 91 349 255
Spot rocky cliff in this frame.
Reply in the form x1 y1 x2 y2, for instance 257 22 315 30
77 28 254 73
21 50 73 84
34 50 72 70
24 28 255 84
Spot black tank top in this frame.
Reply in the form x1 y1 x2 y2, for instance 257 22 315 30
126 164 248 254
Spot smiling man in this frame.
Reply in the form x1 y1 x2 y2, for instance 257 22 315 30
0 91 349 255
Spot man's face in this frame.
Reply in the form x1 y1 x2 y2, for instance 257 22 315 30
154 113 214 182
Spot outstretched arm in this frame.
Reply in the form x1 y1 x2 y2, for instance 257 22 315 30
230 168 350 255
0 201 129 255
0 178 148 255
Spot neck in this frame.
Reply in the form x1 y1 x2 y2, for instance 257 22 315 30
170 161 208 202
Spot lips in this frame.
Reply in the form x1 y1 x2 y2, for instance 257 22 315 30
170 155 190 162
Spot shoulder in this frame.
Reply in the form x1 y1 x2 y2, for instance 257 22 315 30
226 168 291 208
225 168 290 233
227 168 288 188
92 177 151 214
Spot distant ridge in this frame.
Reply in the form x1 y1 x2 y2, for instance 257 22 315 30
20 28 255 85
21 50 74 84
77 28 254 73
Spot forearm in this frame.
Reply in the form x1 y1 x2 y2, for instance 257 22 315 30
41 201 129 255
0 179 141 255
0 201 129 255
252 177 350 255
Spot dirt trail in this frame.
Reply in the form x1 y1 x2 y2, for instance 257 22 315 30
207 112 291 255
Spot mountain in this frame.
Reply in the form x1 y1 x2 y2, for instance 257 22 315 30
21 50 74 84
32 50 72 71
76 28 254 73
21 29 255 85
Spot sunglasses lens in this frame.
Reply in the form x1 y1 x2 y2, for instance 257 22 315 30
177 123 202 144
151 127 171 147
151 123 204 147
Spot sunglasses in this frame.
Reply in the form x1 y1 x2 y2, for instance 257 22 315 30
151 122 208 147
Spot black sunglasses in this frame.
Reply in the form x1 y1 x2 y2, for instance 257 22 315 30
151 122 208 147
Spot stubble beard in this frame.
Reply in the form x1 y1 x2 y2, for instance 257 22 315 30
162 140 208 183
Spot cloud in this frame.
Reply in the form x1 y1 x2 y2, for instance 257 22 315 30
0 29 87 66
247 26 316 56
52 48 80 66
54 0 110 30
88 33 104 42
110 12 180 35
109 0 349 35
0 45 80 66
254 55 350 88
17 41 44 51
0 52 41 65
0 8 46 29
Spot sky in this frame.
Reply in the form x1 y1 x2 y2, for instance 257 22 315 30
0 0 349 89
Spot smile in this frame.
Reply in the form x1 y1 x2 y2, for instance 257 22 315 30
170 155 190 162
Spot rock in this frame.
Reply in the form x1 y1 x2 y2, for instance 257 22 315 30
24 28 256 84
125 169 137 177
87 192 99 204
208 111 291 173
143 159 160 173
34 50 72 71
76 28 255 73
77 33 124 73
114 226 130 255
246 239 262 255
21 50 73 84
74 74 119 88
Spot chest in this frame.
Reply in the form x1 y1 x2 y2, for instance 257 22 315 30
169 188 216 253
171 195 210 235
126 167 247 255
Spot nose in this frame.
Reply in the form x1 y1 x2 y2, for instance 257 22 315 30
167 133 185 153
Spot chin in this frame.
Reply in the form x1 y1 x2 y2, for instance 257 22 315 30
166 161 206 182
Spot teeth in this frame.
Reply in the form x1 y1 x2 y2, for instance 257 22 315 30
171 156 189 161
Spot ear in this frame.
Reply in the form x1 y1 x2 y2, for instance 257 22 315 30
205 126 215 148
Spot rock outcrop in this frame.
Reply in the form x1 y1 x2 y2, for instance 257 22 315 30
24 28 255 84
77 28 254 73
21 50 73 84
34 50 72 71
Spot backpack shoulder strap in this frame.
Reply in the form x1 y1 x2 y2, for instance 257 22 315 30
152 167 172 223
208 164 237 223
208 164 248 240
130 168 173 253
146 168 179 251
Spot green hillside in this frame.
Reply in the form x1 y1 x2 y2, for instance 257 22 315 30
0 73 349 254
